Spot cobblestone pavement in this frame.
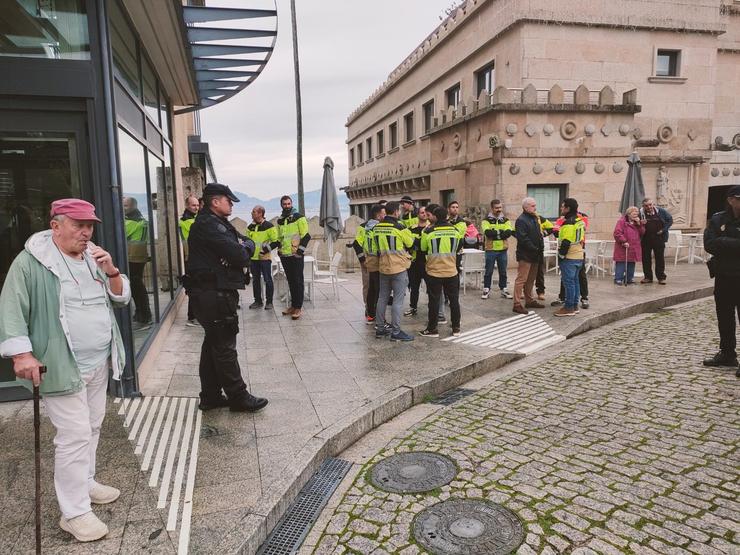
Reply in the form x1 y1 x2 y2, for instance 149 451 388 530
311 300 739 555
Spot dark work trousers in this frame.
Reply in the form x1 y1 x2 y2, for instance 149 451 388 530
250 259 274 304
558 255 589 300
128 261 152 322
186 295 195 321
408 261 426 310
427 274 461 331
641 240 666 281
192 289 248 403
535 253 546 295
281 255 304 309
714 274 740 358
367 270 380 318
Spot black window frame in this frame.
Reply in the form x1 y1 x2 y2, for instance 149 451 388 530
389 122 398 149
403 111 414 143
475 61 495 96
655 49 681 77
445 83 461 109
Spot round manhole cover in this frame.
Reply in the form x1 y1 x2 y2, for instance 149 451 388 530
413 499 525 555
369 452 457 493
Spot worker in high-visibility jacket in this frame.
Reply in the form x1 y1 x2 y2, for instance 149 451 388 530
419 206 463 338
551 210 590 309
554 197 586 317
373 201 415 341
123 196 152 325
400 195 419 229
352 203 385 323
247 205 280 311
179 195 199 324
480 199 514 300
404 205 430 317
277 195 311 320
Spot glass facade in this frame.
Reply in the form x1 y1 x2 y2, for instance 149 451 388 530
111 1 180 357
0 0 90 59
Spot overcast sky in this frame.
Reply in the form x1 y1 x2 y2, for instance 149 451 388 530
199 0 456 199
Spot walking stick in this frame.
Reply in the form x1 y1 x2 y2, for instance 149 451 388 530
34 366 47 555
624 244 629 287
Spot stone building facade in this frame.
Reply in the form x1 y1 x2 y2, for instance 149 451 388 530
344 0 740 236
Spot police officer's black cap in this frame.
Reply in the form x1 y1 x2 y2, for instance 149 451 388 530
204 183 239 202
400 195 413 203
727 185 740 198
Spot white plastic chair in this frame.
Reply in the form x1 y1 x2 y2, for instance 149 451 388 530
598 240 615 276
667 230 688 265
460 249 485 294
315 251 343 300
543 236 559 273
303 255 315 305
584 240 603 277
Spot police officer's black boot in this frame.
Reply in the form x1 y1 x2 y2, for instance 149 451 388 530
198 395 230 411
702 352 739 368
229 393 269 412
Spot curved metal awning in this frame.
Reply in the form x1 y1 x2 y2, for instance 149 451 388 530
174 3 278 114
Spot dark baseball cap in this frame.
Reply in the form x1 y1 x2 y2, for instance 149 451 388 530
727 185 740 198
203 183 239 202
400 195 413 203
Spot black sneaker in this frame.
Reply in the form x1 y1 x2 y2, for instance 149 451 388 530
580 298 590 309
229 394 269 412
198 396 230 411
375 327 391 338
550 299 564 307
438 317 448 325
249 301 263 309
264 302 273 310
404 308 417 316
419 329 439 338
702 352 739 368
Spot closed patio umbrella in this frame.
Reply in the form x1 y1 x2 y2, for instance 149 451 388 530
319 156 343 260
619 152 646 214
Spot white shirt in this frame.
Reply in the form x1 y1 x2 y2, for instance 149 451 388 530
56 251 112 373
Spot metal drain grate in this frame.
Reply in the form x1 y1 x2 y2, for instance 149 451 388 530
428 387 477 406
257 458 352 555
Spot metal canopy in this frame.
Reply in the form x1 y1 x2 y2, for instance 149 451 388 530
175 3 278 114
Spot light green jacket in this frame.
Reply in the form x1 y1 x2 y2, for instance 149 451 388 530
0 231 131 396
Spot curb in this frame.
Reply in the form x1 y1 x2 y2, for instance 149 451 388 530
222 285 714 554
216 351 521 554
565 285 713 338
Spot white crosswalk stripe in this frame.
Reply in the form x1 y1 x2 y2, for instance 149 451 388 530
443 311 565 354
116 396 200 554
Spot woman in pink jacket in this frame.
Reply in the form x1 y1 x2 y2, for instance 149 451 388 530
613 206 645 285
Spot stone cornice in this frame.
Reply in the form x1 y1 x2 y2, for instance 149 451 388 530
346 0 725 126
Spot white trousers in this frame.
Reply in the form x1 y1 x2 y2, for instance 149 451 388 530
44 361 109 519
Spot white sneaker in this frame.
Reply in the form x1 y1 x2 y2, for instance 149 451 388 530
90 482 120 504
500 289 513 299
60 511 109 542
481 288 490 299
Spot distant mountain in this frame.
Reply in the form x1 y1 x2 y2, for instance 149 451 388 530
231 188 349 220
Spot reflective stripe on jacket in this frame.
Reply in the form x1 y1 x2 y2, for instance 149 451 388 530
373 216 414 274
277 213 311 256
481 216 513 251
558 217 586 259
247 220 279 261
421 222 462 278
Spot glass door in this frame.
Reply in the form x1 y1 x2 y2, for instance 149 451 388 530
0 110 90 400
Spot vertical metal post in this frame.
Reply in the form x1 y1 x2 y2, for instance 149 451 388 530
290 0 305 213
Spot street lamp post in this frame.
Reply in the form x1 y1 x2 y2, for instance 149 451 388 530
290 0 305 213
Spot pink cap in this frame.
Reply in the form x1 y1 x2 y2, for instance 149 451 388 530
50 199 102 223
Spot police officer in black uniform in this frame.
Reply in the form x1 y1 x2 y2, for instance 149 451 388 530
186 183 269 411
703 184 740 377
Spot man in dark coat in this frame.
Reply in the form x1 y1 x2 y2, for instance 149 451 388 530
186 183 268 412
513 197 545 314
702 185 740 376
639 198 673 284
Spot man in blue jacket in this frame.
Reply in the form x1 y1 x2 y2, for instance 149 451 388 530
639 198 673 284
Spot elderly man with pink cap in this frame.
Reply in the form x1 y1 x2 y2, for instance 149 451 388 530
0 199 131 542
